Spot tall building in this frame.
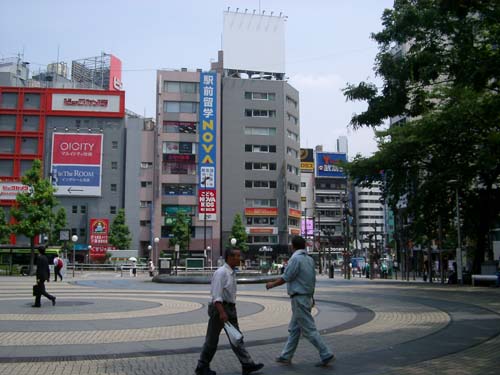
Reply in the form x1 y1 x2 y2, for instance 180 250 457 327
154 68 222 263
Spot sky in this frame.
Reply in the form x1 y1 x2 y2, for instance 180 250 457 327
0 0 394 158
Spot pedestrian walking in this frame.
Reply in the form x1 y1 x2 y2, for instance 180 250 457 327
195 248 264 375
33 245 56 308
53 253 63 282
131 260 137 277
266 235 335 367
148 259 155 277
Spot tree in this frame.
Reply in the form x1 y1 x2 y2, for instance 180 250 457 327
0 208 11 244
343 0 500 273
50 207 67 247
230 213 248 252
108 209 132 250
169 211 190 252
11 159 58 274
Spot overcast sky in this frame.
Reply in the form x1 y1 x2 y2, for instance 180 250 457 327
0 0 393 158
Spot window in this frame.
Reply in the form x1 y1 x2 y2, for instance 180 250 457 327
140 220 152 227
244 144 277 153
72 206 78 214
286 95 298 108
286 147 298 158
245 162 276 171
248 235 278 244
141 162 153 169
164 81 198 94
288 182 299 192
111 161 118 170
162 141 195 154
162 161 197 175
111 184 117 192
287 113 298 125
80 205 87 214
141 181 153 188
287 130 299 142
110 206 117 214
245 180 277 189
244 92 276 101
288 200 299 209
245 109 276 118
246 217 277 225
245 199 277 207
112 141 118 149
71 228 77 236
140 201 152 208
20 138 38 154
301 182 306 187
22 116 40 131
0 115 16 131
0 137 14 153
162 184 195 196
79 228 86 238
288 218 299 226
163 121 197 134
163 101 198 113
244 127 277 136
287 164 299 175
0 93 17 109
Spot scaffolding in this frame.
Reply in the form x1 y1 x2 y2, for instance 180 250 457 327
71 53 111 90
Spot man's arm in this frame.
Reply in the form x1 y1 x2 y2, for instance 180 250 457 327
214 301 228 322
266 277 286 290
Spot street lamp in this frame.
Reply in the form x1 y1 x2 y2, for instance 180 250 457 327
87 245 92 264
71 235 78 277
153 237 160 267
206 245 211 269
201 176 212 255
230 238 237 248
147 244 152 260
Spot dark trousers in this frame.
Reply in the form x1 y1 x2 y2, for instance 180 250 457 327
54 266 63 281
197 303 253 369
34 280 54 306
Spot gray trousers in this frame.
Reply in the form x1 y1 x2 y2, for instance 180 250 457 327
197 303 253 369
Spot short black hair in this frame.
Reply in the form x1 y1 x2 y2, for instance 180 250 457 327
291 236 306 250
225 248 240 261
37 245 46 255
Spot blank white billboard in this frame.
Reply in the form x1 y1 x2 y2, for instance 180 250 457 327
223 11 285 74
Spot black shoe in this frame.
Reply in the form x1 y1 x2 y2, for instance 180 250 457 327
195 367 216 375
275 356 291 365
242 363 264 375
32 304 41 308
52 297 56 306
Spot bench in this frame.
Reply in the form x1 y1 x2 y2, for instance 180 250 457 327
471 274 498 287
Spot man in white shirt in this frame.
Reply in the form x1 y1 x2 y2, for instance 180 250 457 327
196 248 264 375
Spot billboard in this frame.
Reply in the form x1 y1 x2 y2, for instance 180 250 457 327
51 93 121 113
51 133 103 196
223 11 285 74
300 148 314 172
316 152 347 177
301 218 314 236
0 183 32 200
109 55 123 91
198 72 217 221
89 218 109 261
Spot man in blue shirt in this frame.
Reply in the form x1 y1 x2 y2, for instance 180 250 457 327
266 236 334 367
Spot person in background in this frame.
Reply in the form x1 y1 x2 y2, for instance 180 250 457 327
53 253 63 282
132 260 137 277
266 236 335 367
33 245 56 308
195 248 264 375
148 259 155 277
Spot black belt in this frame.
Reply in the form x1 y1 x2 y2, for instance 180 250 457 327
222 301 235 306
290 293 311 298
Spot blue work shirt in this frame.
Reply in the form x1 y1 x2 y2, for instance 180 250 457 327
282 249 316 296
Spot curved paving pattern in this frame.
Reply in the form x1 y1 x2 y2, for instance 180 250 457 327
0 276 499 375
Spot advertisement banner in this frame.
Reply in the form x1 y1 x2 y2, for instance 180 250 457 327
301 218 315 236
51 133 103 196
316 152 347 177
89 218 109 261
244 207 278 216
198 72 217 221
289 208 301 218
0 183 32 200
51 93 121 113
300 148 314 172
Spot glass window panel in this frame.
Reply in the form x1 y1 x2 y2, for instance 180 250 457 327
0 115 16 131
165 81 180 92
0 137 15 153
20 138 38 154
22 116 39 131
20 160 33 176
165 101 180 112
23 93 40 109
0 93 18 109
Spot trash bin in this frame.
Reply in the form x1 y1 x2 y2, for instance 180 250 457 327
158 258 171 275
329 264 334 279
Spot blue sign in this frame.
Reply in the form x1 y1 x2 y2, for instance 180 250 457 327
198 72 217 190
316 152 347 177
52 165 100 186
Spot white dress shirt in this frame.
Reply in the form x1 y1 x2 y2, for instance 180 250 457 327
211 263 237 304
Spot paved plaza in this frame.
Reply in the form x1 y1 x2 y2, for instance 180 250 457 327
0 273 499 375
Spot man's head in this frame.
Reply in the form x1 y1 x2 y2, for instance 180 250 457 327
225 248 241 269
37 245 46 255
291 235 306 251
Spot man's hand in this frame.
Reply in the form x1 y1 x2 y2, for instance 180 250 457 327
266 281 274 290
219 310 228 323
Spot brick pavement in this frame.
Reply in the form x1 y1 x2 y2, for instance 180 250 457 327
0 276 499 374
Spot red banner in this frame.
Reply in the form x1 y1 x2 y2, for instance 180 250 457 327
89 218 109 260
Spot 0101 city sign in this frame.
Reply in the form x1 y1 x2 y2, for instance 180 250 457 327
51 133 103 196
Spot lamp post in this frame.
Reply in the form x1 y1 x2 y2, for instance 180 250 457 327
201 176 212 255
448 180 463 284
87 245 91 264
154 237 160 268
147 244 152 259
71 235 78 277
206 245 211 269
230 238 237 248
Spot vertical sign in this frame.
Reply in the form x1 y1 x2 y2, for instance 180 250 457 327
89 218 109 261
198 72 217 221
51 133 103 196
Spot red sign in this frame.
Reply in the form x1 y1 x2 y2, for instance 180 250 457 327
109 55 123 91
90 218 109 260
63 98 108 107
244 208 278 216
249 227 275 234
52 133 102 165
199 189 216 214
289 208 301 218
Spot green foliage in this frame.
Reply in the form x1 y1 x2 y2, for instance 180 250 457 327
50 208 67 246
10 159 58 273
343 0 500 272
169 211 190 251
108 209 132 250
0 208 11 244
230 213 248 252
